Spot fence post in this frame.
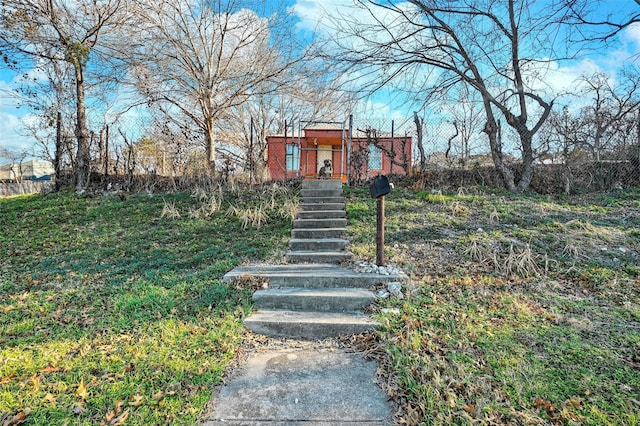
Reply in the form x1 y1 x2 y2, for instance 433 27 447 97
104 125 110 177
55 112 62 190
347 114 353 186
390 119 394 175
376 195 385 266
249 116 254 185
637 110 640 167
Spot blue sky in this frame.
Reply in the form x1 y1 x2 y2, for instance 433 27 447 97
290 0 640 114
1 0 639 158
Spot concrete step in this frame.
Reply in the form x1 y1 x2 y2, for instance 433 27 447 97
253 288 375 312
300 197 345 205
291 228 347 239
285 251 352 264
301 179 342 190
298 202 346 211
296 210 346 219
300 189 343 198
244 310 378 339
223 264 409 289
289 238 349 251
293 218 347 229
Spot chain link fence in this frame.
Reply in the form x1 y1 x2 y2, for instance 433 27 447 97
19 107 639 195
351 114 640 194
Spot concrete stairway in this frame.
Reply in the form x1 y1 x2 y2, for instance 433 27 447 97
223 264 409 339
285 179 352 264
221 179 409 339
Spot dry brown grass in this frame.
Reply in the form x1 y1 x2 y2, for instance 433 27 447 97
353 187 640 425
499 243 542 277
226 204 269 229
160 199 181 219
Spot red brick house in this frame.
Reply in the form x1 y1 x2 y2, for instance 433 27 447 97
266 123 412 183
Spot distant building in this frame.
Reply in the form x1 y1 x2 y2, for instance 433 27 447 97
0 160 55 182
266 123 412 182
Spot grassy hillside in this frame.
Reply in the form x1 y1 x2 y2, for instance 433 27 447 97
0 186 293 425
1 185 639 425
345 187 640 425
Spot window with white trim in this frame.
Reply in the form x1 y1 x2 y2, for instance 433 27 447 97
286 144 300 171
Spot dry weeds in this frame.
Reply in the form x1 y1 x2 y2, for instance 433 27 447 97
160 199 181 219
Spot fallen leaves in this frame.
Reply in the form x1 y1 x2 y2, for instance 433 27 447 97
103 400 129 426
0 411 28 426
463 404 475 414
128 394 144 407
70 403 87 415
533 396 586 423
533 397 555 412
151 390 167 406
0 373 16 385
564 395 584 408
70 379 90 417
43 393 57 404
39 364 61 374
0 191 274 425
76 379 89 401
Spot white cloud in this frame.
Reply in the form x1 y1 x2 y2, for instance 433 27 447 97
290 0 348 33
292 1 635 100
528 58 604 97
351 97 410 124
623 22 640 45
0 78 20 110
291 0 417 40
0 111 36 155
621 22 640 57
0 72 39 156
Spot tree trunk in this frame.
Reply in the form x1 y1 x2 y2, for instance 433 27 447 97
205 119 216 174
482 103 517 191
594 121 603 161
516 129 535 192
74 63 90 193
104 125 110 177
413 112 427 171
55 111 63 191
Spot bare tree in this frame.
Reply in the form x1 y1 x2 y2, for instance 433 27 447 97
218 68 352 183
323 0 573 191
544 70 640 164
131 0 306 174
441 86 485 169
539 106 577 161
413 112 427 171
4 58 77 181
0 0 132 192
561 0 640 43
578 70 640 160
0 146 31 182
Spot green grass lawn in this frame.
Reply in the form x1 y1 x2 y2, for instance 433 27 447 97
2 184 639 425
345 186 640 425
0 186 293 425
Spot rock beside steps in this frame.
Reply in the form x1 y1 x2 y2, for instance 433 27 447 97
223 264 410 339
285 179 352 264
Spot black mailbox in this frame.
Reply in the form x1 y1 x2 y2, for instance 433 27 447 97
370 174 391 199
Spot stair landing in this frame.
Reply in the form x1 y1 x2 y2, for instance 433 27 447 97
223 264 409 339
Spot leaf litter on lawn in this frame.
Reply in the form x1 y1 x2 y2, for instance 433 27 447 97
345 188 640 425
